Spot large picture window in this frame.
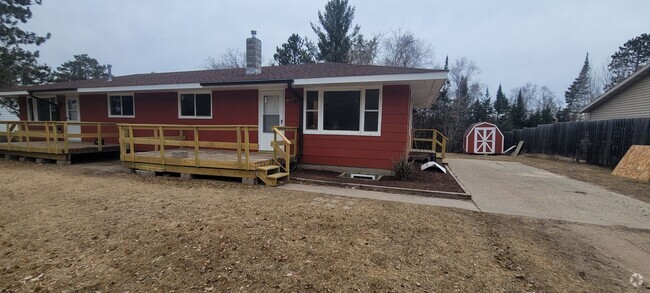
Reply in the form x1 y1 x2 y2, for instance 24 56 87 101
179 93 211 118
108 94 134 117
28 97 59 121
304 88 381 135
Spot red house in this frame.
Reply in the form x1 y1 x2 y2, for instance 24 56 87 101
463 122 504 154
0 32 448 184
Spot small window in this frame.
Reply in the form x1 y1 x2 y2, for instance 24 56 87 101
108 95 134 117
179 93 212 118
306 91 318 130
364 89 379 132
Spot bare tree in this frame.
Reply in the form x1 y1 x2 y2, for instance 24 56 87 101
202 48 246 69
448 57 480 89
382 28 435 68
589 59 610 99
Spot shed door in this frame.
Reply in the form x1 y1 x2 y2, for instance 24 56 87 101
474 127 495 154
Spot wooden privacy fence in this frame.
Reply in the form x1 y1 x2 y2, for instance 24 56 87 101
0 121 118 154
503 117 650 168
411 128 448 159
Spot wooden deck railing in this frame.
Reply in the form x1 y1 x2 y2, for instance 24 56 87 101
411 128 448 159
0 121 118 154
117 124 260 170
271 126 297 172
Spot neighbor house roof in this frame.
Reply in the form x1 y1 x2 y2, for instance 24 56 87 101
580 62 650 113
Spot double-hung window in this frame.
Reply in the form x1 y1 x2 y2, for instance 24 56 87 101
108 94 134 117
303 88 381 135
179 92 212 118
28 97 59 121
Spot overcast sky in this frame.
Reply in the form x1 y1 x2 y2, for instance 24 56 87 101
22 0 650 101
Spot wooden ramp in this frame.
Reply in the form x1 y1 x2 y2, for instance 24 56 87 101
119 124 296 186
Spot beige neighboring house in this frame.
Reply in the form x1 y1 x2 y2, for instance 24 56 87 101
581 63 650 120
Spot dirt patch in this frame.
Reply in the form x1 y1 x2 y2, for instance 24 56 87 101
292 164 464 193
448 153 650 204
0 160 645 291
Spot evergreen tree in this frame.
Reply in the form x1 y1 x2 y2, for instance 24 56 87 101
510 89 527 129
273 34 317 65
310 0 359 63
493 84 510 128
606 33 650 90
0 0 52 115
54 54 107 82
564 53 591 121
470 87 493 123
539 105 555 124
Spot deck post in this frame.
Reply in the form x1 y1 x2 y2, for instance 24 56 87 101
53 123 59 154
97 122 103 151
244 127 250 168
63 122 69 154
153 128 159 151
6 122 11 151
159 126 165 165
44 122 51 153
193 127 199 167
432 129 437 152
129 126 135 162
25 123 31 152
118 125 125 160
236 126 242 169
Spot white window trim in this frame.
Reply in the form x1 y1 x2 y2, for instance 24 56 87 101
177 91 213 119
107 93 135 118
303 87 382 136
28 97 57 121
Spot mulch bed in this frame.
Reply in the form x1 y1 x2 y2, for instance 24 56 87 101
292 163 465 193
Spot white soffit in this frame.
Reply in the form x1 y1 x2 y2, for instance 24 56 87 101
0 91 28 97
293 72 448 86
77 83 203 93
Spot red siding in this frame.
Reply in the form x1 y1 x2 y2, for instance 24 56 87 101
299 85 410 170
78 90 259 145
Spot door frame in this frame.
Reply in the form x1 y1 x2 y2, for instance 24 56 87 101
473 127 495 154
258 90 285 151
65 96 81 142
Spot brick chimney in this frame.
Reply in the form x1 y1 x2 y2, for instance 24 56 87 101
246 30 262 75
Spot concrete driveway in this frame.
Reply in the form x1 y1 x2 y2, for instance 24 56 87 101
447 158 650 229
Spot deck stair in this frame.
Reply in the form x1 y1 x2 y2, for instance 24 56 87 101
256 165 290 186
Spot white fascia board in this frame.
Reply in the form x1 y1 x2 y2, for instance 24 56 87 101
293 72 448 86
0 91 29 97
77 83 203 93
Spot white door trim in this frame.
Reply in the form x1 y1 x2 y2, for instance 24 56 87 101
474 127 495 154
258 90 285 151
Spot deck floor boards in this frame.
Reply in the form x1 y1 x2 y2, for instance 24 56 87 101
130 149 275 170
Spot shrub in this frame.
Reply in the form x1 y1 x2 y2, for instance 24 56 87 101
393 155 412 181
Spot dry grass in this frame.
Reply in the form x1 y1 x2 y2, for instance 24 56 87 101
0 160 639 291
447 153 650 204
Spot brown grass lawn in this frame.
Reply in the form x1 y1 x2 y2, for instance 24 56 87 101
0 160 646 292
447 153 650 204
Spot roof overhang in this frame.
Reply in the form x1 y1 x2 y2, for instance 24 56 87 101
0 90 28 97
580 63 650 113
294 71 448 108
77 83 203 93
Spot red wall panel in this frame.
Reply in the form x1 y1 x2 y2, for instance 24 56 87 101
299 85 410 170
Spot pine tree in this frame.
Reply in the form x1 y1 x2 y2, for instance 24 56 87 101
310 0 359 63
493 84 510 127
510 89 527 129
54 54 107 82
273 34 317 65
0 0 52 115
606 33 650 90
564 53 591 121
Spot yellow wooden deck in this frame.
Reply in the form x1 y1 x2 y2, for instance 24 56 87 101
123 149 275 170
0 141 119 154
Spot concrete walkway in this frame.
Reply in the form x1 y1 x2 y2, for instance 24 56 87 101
447 158 650 229
279 184 480 211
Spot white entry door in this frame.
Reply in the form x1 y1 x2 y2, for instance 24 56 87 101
258 91 284 151
66 96 81 141
474 127 495 154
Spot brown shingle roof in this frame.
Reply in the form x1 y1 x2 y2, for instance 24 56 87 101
3 63 444 92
